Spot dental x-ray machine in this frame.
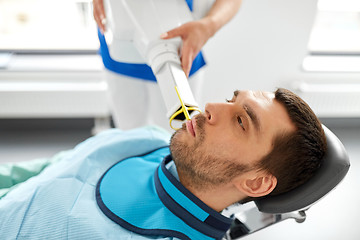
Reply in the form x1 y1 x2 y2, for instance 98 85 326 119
103 0 350 239
104 0 202 129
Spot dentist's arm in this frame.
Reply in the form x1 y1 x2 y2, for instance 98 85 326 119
161 0 242 77
93 0 106 34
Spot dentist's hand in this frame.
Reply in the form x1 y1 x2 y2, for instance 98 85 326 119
93 0 106 34
160 19 214 77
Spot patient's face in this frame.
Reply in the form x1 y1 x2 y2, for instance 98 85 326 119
170 90 295 188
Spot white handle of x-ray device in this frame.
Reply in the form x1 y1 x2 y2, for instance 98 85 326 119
147 42 181 73
148 43 199 118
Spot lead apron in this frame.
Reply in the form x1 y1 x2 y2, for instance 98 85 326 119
96 147 233 240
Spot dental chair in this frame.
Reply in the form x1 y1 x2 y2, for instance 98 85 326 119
224 125 350 239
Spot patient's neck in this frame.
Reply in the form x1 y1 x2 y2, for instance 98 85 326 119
177 169 246 212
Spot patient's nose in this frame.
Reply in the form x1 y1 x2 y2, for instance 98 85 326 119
204 103 225 125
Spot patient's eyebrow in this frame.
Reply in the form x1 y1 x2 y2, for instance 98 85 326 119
244 104 261 133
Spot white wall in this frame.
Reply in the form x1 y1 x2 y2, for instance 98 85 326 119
199 0 318 105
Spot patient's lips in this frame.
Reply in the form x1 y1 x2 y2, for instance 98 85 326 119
186 119 196 137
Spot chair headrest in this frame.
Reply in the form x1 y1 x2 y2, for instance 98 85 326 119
254 125 350 214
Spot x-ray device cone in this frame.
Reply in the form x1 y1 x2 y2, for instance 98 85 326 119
103 0 201 130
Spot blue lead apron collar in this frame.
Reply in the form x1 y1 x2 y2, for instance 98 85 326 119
96 148 233 240
156 155 233 234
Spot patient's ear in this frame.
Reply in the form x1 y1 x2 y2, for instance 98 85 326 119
233 171 277 198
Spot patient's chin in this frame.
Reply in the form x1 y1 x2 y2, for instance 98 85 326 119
170 132 190 162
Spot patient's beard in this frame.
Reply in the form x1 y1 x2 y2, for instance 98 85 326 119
170 115 249 191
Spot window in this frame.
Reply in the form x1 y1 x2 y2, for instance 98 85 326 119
0 0 99 52
304 0 360 72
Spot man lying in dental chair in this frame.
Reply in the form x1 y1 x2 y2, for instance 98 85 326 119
0 88 326 240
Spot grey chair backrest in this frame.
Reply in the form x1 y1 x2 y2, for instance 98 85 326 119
255 125 350 214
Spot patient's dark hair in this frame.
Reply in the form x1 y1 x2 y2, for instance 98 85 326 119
257 88 327 197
